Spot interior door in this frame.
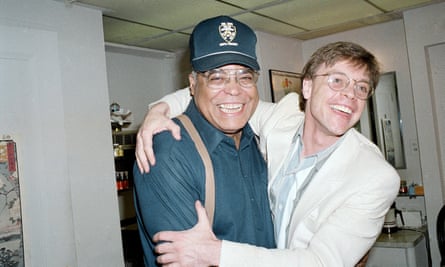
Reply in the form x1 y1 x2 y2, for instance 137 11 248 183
0 23 75 266
426 43 445 197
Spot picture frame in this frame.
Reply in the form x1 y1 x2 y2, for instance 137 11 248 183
269 69 302 102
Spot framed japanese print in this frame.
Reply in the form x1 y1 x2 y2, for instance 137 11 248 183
0 139 24 266
269 69 302 102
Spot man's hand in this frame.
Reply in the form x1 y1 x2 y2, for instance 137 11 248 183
135 102 181 173
154 201 221 267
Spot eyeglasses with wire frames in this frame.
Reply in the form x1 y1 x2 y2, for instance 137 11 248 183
196 68 259 90
313 72 374 100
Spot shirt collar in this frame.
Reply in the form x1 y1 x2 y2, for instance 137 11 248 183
290 122 347 170
182 99 255 153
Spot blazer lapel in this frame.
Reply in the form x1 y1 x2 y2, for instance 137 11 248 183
286 130 361 246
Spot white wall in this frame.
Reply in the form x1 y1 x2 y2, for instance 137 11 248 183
105 43 177 131
256 31 303 101
426 43 445 198
404 2 445 265
0 0 123 266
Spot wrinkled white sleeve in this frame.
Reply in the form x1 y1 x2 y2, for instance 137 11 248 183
249 93 301 159
148 87 191 117
148 90 301 160
248 99 276 135
146 87 283 133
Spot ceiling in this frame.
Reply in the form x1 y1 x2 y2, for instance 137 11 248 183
72 0 443 53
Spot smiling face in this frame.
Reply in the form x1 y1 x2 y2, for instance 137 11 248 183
189 64 259 142
302 60 369 144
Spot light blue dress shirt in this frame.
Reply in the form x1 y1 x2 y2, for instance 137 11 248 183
270 125 343 248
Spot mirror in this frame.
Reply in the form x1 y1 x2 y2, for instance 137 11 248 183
368 72 406 169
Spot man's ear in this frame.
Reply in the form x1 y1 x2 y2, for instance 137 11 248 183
189 73 196 96
302 78 312 100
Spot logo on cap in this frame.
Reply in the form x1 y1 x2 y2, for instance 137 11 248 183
218 22 238 47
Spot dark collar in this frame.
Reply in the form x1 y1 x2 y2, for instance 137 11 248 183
179 99 255 154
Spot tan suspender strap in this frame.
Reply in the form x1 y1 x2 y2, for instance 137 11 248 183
177 114 215 226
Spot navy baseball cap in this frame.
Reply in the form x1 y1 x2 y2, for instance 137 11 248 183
190 15 260 72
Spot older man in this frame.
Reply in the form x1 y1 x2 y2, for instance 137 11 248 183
132 15 275 266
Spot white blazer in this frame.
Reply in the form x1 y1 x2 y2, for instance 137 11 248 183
158 89 400 266
221 93 400 266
